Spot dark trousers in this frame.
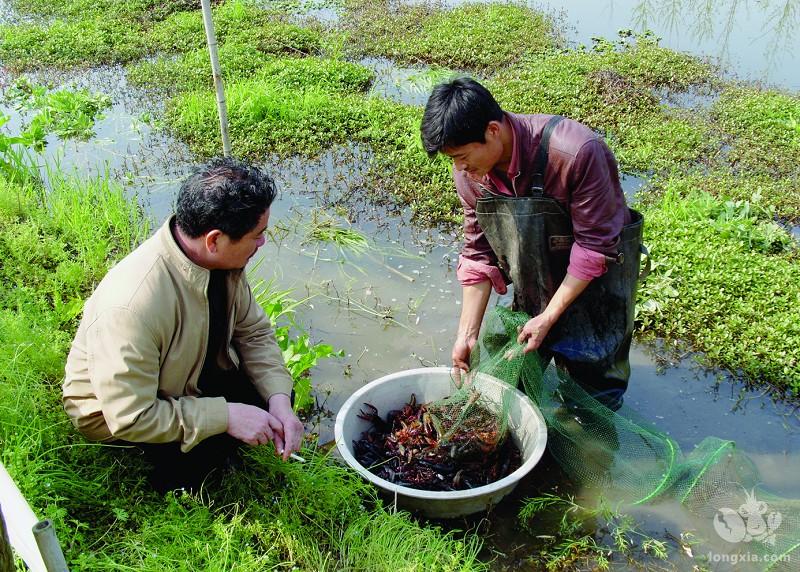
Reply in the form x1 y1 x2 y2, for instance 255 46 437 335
128 369 269 493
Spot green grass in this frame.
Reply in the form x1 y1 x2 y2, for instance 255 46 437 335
490 32 718 174
0 0 327 71
143 0 326 55
129 47 373 95
7 0 210 22
0 18 149 69
711 87 800 183
638 177 800 395
343 0 560 71
166 80 367 156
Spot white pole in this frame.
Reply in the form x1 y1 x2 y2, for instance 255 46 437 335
200 0 232 157
0 463 48 571
32 520 68 572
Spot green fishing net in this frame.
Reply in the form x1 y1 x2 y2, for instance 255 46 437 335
468 306 799 571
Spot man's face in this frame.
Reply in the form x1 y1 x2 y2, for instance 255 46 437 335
442 123 504 180
214 209 269 269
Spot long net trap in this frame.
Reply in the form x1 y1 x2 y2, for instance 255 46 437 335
465 306 800 571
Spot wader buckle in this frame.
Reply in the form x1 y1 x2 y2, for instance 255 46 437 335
605 252 624 265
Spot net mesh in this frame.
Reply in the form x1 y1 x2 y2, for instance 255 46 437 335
466 306 800 570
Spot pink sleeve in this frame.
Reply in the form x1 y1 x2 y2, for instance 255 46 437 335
567 242 607 281
456 255 508 295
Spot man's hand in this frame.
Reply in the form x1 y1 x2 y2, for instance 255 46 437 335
517 312 556 353
226 402 284 447
268 393 304 461
452 334 476 372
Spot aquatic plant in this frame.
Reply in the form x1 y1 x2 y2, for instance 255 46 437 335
0 17 148 69
342 0 561 71
252 276 343 412
4 78 112 149
519 494 674 570
711 87 800 184
640 179 800 395
143 0 325 56
490 31 718 174
129 48 373 95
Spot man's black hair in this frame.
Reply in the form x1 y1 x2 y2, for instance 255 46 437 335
420 77 504 157
176 157 277 240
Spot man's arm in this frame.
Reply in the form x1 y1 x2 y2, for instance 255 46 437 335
87 307 229 452
450 171 509 376
517 273 590 352
452 281 492 371
232 277 303 460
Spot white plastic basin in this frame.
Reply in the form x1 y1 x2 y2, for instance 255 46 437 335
334 367 548 518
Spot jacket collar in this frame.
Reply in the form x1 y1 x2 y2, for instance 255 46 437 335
484 112 523 195
157 216 247 288
158 216 210 287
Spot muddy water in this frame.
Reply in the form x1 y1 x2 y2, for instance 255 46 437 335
0 3 798 570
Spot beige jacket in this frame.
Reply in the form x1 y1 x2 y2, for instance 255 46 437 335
63 217 293 451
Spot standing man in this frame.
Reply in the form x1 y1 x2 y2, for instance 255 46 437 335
421 78 644 410
63 157 303 491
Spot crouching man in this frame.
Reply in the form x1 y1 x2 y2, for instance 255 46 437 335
63 157 303 491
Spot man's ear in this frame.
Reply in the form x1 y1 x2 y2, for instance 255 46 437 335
486 120 502 138
204 229 223 254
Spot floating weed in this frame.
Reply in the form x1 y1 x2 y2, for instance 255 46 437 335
166 80 367 157
711 86 800 181
129 47 373 95
342 0 561 71
6 0 211 22
0 17 149 69
641 180 800 394
143 0 325 56
491 31 719 174
4 78 112 149
304 211 370 254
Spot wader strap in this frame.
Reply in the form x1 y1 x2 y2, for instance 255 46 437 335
530 115 564 195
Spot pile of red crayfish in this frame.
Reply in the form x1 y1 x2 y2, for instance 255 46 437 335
352 393 521 491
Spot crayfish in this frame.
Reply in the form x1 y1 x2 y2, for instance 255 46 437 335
352 392 521 491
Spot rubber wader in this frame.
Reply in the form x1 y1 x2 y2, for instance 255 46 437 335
475 115 645 410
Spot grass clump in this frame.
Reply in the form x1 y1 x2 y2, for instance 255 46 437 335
711 87 800 182
144 0 324 55
490 32 718 175
638 178 800 395
129 47 373 95
0 0 325 71
166 81 366 156
343 0 560 71
6 0 216 22
0 18 149 69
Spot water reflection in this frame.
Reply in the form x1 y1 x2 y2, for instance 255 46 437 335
631 0 799 69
